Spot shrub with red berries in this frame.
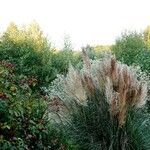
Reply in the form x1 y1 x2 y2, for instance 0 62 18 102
0 60 68 149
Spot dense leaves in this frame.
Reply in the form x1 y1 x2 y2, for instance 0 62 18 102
0 61 68 149
112 31 150 72
0 22 81 89
0 22 150 149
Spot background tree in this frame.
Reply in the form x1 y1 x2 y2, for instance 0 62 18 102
0 22 54 88
51 35 81 74
112 31 147 66
144 25 150 46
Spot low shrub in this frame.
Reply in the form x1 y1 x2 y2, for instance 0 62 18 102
0 60 68 149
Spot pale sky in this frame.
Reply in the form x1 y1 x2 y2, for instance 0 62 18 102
0 0 150 49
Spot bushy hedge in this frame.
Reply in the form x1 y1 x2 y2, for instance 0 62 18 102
0 22 81 89
0 60 69 149
112 31 150 72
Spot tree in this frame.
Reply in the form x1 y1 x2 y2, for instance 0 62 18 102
62 34 72 51
112 31 147 65
0 22 54 88
144 25 150 46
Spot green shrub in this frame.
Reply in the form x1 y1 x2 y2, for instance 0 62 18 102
0 60 68 149
0 22 56 88
136 48 150 72
83 45 111 60
52 50 81 76
112 30 150 74
112 31 147 65
0 22 83 89
144 25 150 47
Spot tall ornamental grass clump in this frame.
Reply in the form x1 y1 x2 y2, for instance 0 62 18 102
49 50 150 150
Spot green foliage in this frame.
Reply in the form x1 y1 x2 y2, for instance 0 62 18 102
0 22 56 88
52 35 82 74
0 22 83 89
112 31 147 65
144 25 150 46
112 31 150 73
1 21 150 149
52 50 81 75
0 60 67 149
135 48 150 72
81 45 112 62
62 35 73 51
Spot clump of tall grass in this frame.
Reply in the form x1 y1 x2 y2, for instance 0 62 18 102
49 50 150 150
